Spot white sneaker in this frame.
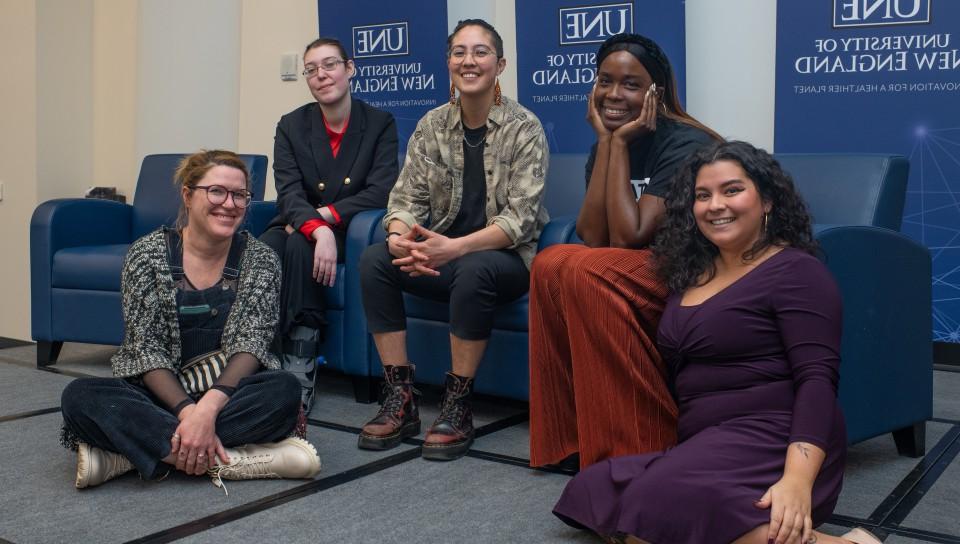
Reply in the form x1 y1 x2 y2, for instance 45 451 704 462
75 442 135 489
207 437 321 494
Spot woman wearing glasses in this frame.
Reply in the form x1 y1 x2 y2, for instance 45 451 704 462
357 19 548 461
261 37 399 411
60 150 320 490
528 33 722 472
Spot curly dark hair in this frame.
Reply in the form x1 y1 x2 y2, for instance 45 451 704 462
653 140 818 293
596 33 721 141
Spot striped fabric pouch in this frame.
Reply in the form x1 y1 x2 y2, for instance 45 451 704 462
177 350 228 396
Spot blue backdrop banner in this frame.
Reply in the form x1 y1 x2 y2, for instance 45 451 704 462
775 0 960 342
515 1 686 153
318 0 449 152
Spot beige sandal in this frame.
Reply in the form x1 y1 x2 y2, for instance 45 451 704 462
842 527 882 544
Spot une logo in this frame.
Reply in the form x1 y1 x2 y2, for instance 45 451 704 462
559 3 633 46
353 22 409 58
833 0 931 27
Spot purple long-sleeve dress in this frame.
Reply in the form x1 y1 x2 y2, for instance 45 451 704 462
553 248 847 544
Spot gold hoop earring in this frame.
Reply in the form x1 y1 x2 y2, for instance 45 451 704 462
449 82 456 104
763 212 770 234
494 79 502 106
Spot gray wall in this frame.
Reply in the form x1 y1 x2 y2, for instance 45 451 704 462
136 0 242 165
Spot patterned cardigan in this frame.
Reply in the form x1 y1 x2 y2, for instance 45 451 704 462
383 96 550 269
111 229 281 378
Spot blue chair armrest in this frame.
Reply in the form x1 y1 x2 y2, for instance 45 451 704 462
30 198 133 341
816 225 933 444
343 209 388 377
245 201 277 237
538 216 581 251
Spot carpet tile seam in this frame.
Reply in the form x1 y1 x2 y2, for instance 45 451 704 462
883 526 960 544
931 417 960 425
866 425 960 525
0 406 61 424
123 448 423 544
880 426 960 528
122 411 529 542
0 356 98 380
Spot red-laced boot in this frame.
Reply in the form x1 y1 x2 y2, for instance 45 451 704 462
357 364 421 450
422 372 474 461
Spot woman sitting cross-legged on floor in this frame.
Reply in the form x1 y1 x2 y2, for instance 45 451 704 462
59 150 320 490
553 141 880 544
357 19 548 461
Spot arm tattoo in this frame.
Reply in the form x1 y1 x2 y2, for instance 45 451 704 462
796 443 811 459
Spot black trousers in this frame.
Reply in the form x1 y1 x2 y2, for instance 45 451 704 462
260 225 344 334
359 242 530 341
60 370 301 478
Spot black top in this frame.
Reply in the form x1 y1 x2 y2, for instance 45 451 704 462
585 117 715 200
446 124 489 238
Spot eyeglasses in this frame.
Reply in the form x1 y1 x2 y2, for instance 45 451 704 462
302 57 347 77
189 185 253 209
448 46 496 63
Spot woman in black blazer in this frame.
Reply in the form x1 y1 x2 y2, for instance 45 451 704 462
261 37 399 410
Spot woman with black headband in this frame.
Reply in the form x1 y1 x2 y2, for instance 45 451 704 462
528 33 722 471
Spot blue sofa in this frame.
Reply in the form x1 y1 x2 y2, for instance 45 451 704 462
341 154 591 402
30 153 268 366
342 152 932 456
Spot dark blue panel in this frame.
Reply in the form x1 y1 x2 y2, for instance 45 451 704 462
317 0 449 153
775 0 960 342
516 1 686 153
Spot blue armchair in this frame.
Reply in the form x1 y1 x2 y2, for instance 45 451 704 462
30 153 268 366
776 154 932 456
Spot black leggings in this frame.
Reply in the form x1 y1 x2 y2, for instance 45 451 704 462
359 242 530 341
60 370 301 478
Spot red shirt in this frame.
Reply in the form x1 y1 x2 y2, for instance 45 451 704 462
300 116 350 240
324 116 349 158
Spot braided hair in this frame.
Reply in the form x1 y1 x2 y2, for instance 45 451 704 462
596 34 721 141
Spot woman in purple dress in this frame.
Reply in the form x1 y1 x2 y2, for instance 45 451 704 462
552 141 880 544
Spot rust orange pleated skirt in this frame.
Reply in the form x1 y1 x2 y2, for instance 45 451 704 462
528 244 678 469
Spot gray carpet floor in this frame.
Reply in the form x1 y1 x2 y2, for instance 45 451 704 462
0 342 957 544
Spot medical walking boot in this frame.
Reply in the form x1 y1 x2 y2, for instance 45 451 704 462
279 325 322 412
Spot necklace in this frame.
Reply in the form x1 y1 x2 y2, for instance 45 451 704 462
462 132 486 148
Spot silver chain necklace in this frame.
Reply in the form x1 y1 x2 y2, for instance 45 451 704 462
462 132 486 148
